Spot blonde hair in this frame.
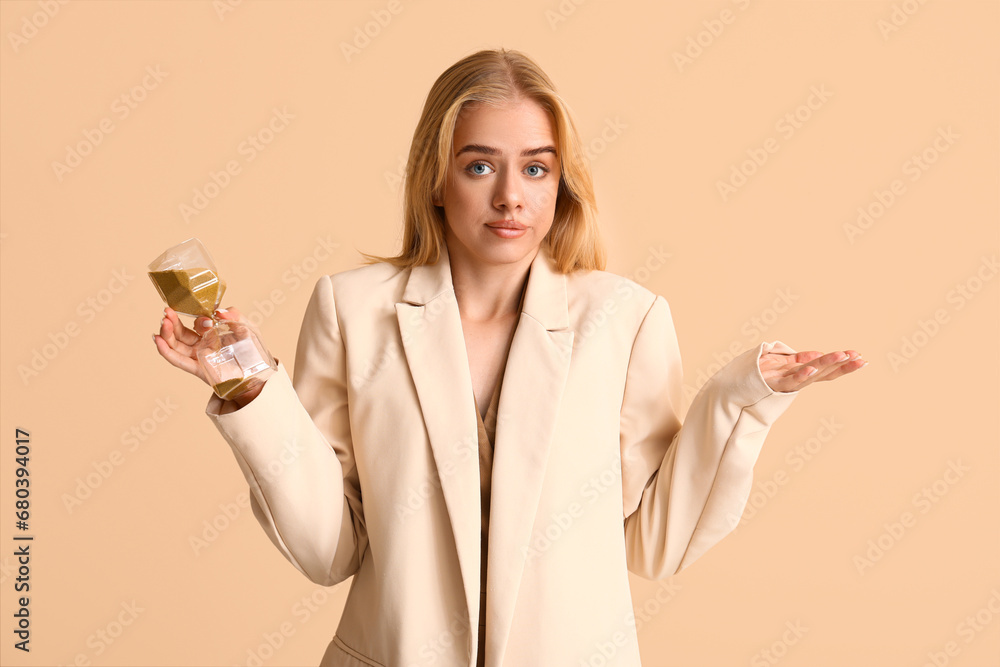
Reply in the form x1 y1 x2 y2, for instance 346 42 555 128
360 47 606 274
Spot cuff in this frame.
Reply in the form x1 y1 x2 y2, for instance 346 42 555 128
205 356 288 420
708 341 800 413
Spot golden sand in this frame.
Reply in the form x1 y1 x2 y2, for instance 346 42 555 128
213 376 258 400
148 268 226 318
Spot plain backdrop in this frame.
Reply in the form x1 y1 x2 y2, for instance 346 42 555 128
1 1 997 665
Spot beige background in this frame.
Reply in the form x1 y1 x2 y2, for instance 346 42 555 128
1 1 997 665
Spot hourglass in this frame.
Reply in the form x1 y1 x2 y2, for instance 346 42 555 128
148 237 276 401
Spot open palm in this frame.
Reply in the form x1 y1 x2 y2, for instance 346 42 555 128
759 349 867 393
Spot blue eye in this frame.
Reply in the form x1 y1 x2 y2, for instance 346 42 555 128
464 161 549 177
467 162 494 176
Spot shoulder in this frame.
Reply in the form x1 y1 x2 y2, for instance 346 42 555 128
564 267 660 321
327 260 405 291
305 261 408 320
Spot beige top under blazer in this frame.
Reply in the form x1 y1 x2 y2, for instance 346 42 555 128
205 242 800 667
473 275 525 667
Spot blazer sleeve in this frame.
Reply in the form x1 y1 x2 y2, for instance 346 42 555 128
204 274 366 586
621 295 799 580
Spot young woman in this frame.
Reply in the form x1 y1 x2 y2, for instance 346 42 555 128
153 48 865 667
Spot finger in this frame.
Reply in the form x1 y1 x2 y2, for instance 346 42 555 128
796 350 853 373
763 363 819 392
768 350 867 391
760 350 837 375
812 356 868 382
194 316 216 334
799 352 866 384
216 306 246 324
790 350 826 365
758 350 823 373
163 307 202 347
160 314 198 357
152 332 203 378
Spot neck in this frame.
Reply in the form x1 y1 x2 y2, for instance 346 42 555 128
446 239 534 323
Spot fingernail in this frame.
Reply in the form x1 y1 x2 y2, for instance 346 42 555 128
201 319 212 328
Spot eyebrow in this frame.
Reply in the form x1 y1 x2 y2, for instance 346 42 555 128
455 143 557 158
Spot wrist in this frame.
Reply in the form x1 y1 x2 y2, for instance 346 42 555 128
233 384 263 408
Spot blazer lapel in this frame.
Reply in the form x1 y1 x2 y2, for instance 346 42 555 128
395 242 575 665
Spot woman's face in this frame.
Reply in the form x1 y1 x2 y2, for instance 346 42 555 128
435 98 561 267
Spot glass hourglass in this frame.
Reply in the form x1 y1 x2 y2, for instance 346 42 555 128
148 237 276 401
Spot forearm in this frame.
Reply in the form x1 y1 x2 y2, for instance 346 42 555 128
624 341 799 579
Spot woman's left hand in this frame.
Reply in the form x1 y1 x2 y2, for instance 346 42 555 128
759 349 867 393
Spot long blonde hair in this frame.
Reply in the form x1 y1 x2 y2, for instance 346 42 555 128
360 47 606 274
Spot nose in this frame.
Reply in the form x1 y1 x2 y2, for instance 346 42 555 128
492 164 524 214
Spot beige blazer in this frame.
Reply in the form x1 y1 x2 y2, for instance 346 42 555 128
205 242 800 667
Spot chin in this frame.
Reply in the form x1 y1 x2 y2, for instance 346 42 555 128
482 240 540 264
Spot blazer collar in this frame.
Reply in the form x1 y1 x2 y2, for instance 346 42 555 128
400 241 571 331
395 241 575 666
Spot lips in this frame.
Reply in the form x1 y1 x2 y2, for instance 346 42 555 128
486 220 526 230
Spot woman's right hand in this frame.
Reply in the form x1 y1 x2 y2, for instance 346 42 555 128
152 306 263 404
